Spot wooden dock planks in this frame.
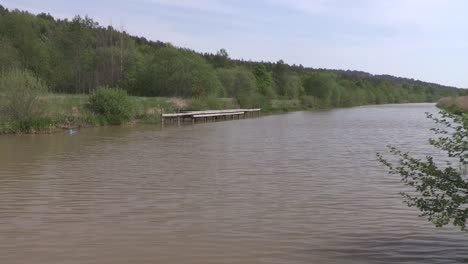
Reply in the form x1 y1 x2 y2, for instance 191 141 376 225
192 112 245 118
161 108 261 127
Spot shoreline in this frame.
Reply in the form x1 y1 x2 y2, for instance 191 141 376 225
0 101 438 136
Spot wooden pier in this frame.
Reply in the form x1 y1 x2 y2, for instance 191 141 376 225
161 108 261 127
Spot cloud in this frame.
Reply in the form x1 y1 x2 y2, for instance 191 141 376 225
273 0 466 30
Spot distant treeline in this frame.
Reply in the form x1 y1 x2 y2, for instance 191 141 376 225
0 5 463 108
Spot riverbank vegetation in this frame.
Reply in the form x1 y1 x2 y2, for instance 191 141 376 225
436 96 468 114
0 5 464 133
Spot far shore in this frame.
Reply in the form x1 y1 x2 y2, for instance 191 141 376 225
0 94 441 136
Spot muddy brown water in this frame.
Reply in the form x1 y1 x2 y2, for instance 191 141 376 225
0 103 467 264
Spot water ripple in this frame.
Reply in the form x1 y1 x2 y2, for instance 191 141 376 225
0 103 466 264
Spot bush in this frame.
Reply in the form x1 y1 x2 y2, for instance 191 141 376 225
88 87 134 125
300 95 325 109
436 96 468 115
188 96 236 111
237 93 271 111
139 113 161 124
270 99 302 112
125 47 224 97
0 120 13 134
13 116 53 133
0 68 48 120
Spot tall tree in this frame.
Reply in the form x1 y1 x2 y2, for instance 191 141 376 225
0 38 21 72
253 64 275 98
272 60 288 96
125 47 223 97
216 66 257 97
212 48 230 68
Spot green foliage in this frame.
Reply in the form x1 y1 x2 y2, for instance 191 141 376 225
216 67 257 97
132 97 173 117
212 48 230 68
437 102 464 115
299 96 325 109
88 87 133 125
237 93 271 110
253 64 275 98
188 96 236 111
0 37 21 72
13 116 54 133
138 113 161 124
0 7 462 121
435 97 468 115
272 60 288 96
125 47 223 98
284 74 304 99
0 120 14 134
377 111 468 232
44 94 88 116
0 68 48 120
271 99 302 112
302 72 340 106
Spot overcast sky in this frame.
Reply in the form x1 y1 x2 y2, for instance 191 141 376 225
3 0 468 87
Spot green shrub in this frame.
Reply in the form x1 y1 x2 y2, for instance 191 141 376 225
132 97 174 118
436 102 463 115
0 120 13 134
88 87 134 125
188 98 208 110
82 114 108 126
237 93 271 111
271 99 302 112
300 96 324 109
139 113 161 123
13 116 53 133
51 114 105 128
188 96 235 111
0 68 48 120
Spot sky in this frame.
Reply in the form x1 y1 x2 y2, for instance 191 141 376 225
2 0 468 87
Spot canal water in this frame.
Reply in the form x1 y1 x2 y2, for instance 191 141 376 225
0 103 466 263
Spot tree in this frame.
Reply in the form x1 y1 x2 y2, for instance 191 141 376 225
125 47 223 97
0 69 48 120
0 9 52 83
272 60 288 96
284 74 304 99
0 38 21 72
212 48 230 68
253 64 275 98
377 111 468 232
0 6 462 102
88 87 134 125
216 66 257 98
0 4 6 14
302 72 341 106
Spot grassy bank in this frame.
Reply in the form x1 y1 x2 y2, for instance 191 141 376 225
0 92 310 134
3 87 453 135
437 96 468 114
0 93 170 134
2 91 445 135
